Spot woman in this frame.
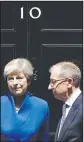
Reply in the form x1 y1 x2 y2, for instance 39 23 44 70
1 58 49 141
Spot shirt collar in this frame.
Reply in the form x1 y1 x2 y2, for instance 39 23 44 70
65 88 81 107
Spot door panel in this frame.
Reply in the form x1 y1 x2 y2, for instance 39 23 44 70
41 1 82 29
41 32 82 44
1 44 16 95
1 3 14 30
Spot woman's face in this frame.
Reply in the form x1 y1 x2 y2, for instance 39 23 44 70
7 72 29 96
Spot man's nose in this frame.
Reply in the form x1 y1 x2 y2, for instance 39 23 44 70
48 84 52 90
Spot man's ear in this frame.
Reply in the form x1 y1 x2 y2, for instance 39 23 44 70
67 78 73 88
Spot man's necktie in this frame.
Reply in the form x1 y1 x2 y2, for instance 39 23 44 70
57 103 68 138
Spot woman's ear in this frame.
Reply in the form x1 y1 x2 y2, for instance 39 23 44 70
27 79 31 86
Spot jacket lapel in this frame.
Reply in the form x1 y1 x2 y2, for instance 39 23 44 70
17 92 33 128
54 119 61 141
57 94 82 141
58 106 78 141
8 92 33 130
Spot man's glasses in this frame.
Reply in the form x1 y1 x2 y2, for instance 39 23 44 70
49 78 67 87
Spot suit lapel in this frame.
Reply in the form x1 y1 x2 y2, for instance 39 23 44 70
58 106 79 141
57 94 82 141
54 119 61 141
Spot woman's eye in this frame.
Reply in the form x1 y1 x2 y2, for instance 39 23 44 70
16 77 23 79
8 77 14 80
7 76 24 81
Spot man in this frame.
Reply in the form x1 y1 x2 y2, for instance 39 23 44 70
48 61 83 142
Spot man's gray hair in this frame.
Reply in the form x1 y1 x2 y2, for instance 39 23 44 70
3 58 34 80
49 61 81 87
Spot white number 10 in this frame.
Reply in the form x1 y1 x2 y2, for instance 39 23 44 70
20 7 41 19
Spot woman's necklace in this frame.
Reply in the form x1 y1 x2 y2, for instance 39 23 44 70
16 107 19 113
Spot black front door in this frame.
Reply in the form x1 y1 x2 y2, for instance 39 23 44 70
1 1 83 140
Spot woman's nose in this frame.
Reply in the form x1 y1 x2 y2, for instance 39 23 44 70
13 79 18 85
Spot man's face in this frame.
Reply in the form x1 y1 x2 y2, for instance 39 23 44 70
48 69 69 101
7 72 29 96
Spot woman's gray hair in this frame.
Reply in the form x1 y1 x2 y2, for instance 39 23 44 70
3 58 34 80
49 61 81 88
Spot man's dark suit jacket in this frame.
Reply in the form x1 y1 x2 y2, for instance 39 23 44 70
54 93 83 142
